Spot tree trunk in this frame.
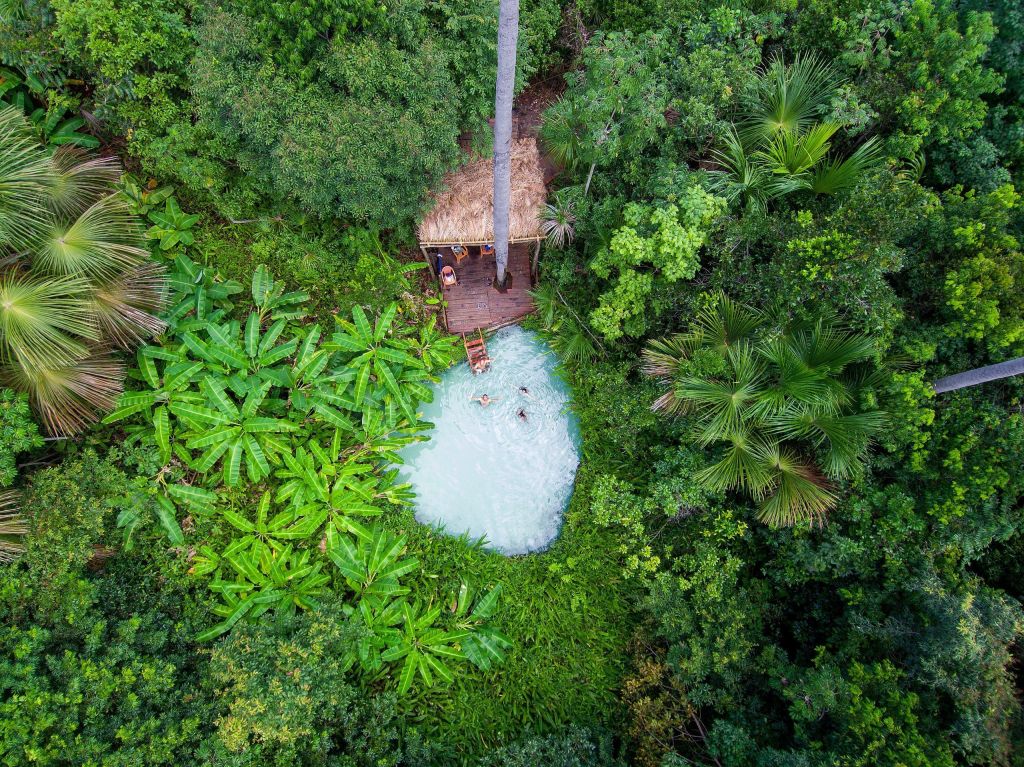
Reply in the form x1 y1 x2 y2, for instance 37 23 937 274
932 357 1024 393
492 0 519 290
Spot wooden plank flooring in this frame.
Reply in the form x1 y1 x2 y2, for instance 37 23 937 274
437 243 536 334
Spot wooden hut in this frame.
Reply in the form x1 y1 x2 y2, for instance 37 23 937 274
418 137 546 334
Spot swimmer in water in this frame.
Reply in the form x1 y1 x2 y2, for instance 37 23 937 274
518 386 530 396
517 408 528 421
470 394 497 407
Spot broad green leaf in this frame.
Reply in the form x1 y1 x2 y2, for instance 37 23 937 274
203 375 240 418
225 438 244 486
193 440 231 473
155 495 185 545
252 264 273 307
313 402 354 431
422 652 454 684
245 313 260 357
471 583 503 621
154 405 170 464
221 508 256 533
374 303 397 342
398 651 418 694
243 433 271 479
352 305 373 343
138 353 160 388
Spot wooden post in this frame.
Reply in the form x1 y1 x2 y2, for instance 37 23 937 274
531 239 541 282
421 245 436 277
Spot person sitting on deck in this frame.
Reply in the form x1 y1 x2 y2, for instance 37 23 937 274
440 265 457 286
470 394 497 407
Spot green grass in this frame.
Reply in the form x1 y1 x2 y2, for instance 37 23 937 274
383 466 639 763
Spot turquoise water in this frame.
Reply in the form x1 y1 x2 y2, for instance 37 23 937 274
397 326 580 555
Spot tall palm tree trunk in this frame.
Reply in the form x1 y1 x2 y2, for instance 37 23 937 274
493 0 519 291
932 357 1024 393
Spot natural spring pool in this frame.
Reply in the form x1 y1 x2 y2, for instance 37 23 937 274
397 326 580 555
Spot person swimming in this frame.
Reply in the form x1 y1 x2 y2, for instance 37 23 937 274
518 386 530 396
517 408 528 421
471 394 497 407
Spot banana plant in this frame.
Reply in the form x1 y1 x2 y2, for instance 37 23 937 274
325 303 426 423
103 346 206 465
451 582 512 671
326 522 419 607
347 593 406 672
177 315 299 384
251 264 309 322
146 197 200 250
164 253 243 331
176 376 301 486
345 407 429 465
405 313 459 373
274 440 384 519
115 480 217 549
382 601 469 694
216 491 318 558
197 545 331 642
118 173 174 215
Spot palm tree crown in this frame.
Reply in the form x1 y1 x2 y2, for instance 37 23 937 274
707 54 882 212
643 294 885 527
0 105 166 435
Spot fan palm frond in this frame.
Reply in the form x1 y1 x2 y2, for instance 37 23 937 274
0 104 54 250
48 149 122 217
696 430 774 497
795 323 877 373
678 371 762 445
540 102 585 171
36 193 148 281
0 270 97 368
757 123 839 176
91 261 168 348
2 348 125 436
807 410 886 478
693 292 764 354
0 490 27 564
809 136 883 195
529 283 561 329
758 447 835 527
707 126 774 212
642 334 699 381
540 193 576 250
746 53 842 137
552 320 597 369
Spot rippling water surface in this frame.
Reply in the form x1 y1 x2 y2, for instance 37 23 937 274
397 326 580 555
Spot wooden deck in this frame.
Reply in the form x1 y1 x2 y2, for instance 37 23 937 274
439 243 536 334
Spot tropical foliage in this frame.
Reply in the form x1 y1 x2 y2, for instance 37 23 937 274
3 0 1024 765
707 55 884 211
643 293 885 525
0 104 164 435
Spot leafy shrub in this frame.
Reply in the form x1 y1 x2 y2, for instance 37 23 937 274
476 725 621 767
0 388 42 487
589 191 725 341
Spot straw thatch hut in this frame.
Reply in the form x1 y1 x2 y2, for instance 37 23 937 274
417 137 546 276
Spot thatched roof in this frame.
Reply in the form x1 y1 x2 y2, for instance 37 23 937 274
418 137 546 246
